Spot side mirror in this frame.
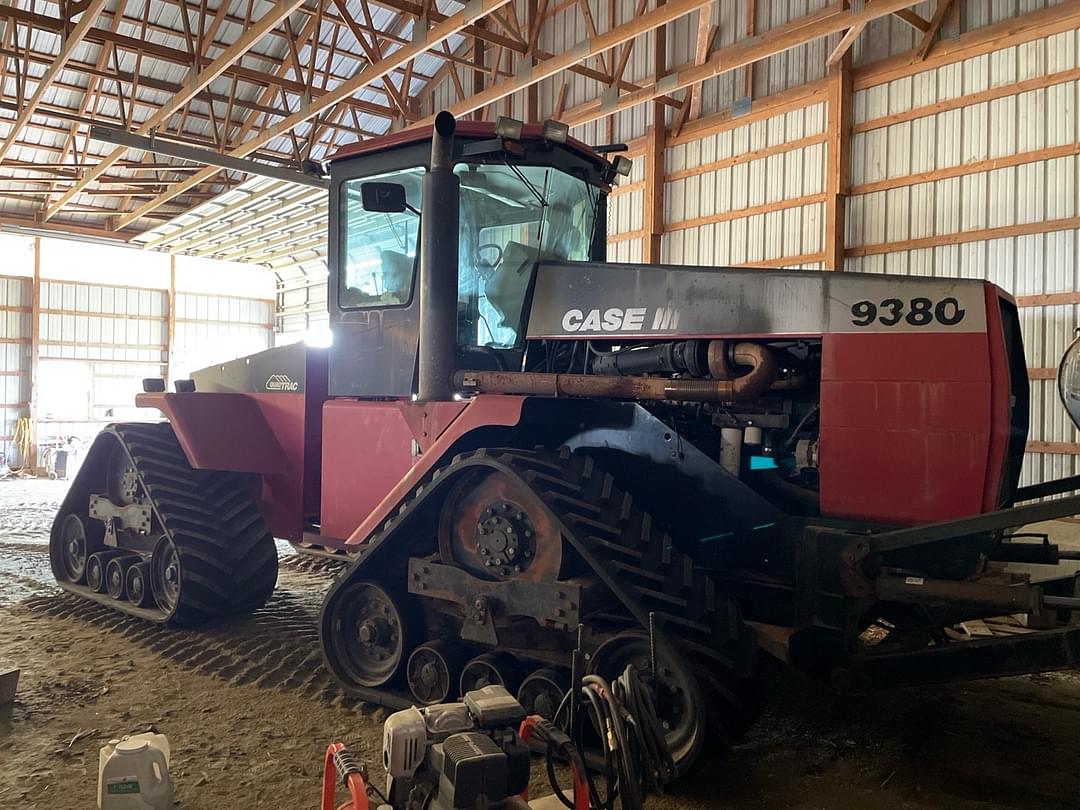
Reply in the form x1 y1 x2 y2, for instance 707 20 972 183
361 181 411 213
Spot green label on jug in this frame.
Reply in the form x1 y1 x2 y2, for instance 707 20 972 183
106 778 140 795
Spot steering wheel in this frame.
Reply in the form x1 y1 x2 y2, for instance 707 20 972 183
477 242 504 267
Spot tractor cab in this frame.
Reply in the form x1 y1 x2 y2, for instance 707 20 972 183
325 119 624 398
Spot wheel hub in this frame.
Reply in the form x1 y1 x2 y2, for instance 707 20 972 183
439 471 564 583
475 502 535 575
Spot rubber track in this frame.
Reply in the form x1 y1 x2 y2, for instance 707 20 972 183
323 447 756 704
53 422 278 625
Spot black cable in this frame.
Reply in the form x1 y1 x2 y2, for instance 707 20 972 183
549 663 676 810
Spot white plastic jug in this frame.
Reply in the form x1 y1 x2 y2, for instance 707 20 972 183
98 732 174 810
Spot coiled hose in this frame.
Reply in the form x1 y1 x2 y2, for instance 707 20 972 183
552 664 675 810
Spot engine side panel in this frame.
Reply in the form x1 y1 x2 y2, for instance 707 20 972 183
819 331 993 524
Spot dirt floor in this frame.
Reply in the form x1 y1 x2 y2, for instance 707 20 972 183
2 478 1080 809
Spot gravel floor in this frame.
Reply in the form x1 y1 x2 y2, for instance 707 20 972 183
2 478 1080 809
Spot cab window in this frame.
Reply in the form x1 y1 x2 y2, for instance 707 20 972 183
455 163 598 348
339 167 423 309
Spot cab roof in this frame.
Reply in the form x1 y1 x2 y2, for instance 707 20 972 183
328 120 608 169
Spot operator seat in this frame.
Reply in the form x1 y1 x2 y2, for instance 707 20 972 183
379 249 413 304
484 240 536 333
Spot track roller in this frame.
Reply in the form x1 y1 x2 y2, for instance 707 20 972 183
126 561 154 607
87 549 127 594
106 554 140 600
459 652 522 697
407 641 468 705
517 667 568 721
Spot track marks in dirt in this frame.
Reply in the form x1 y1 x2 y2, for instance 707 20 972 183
20 559 358 709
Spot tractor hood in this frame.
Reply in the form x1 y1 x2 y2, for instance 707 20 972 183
525 260 995 340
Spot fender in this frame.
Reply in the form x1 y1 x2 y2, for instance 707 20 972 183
135 391 288 474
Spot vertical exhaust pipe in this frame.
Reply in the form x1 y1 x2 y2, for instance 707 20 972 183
418 111 459 401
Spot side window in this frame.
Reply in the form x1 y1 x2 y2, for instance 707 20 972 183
339 167 423 309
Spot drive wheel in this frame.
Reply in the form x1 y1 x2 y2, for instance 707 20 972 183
589 631 707 778
325 581 411 689
56 514 91 584
438 470 563 582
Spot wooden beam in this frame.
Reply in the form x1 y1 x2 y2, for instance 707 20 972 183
114 0 515 230
854 0 1080 90
1027 442 1080 456
915 0 956 62
644 0 667 264
28 237 41 472
45 0 309 221
850 140 1080 198
855 64 1080 136
558 0 924 129
847 214 1080 258
893 8 930 32
0 0 109 162
825 21 866 68
824 54 851 271
413 0 714 126
166 254 177 386
1016 292 1080 309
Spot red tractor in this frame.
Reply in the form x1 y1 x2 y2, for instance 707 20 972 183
51 112 1080 775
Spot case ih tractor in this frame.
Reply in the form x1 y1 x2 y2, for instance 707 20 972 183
51 111 1080 775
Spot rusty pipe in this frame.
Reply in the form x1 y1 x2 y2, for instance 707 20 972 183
453 341 780 402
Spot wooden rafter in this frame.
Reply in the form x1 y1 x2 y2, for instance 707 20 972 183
0 0 109 162
416 0 712 126
558 0 925 128
915 0 957 61
893 8 930 32
46 0 309 221
114 0 516 230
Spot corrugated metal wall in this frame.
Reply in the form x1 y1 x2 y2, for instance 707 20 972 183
172 292 274 380
0 234 276 469
0 275 31 467
845 18 1080 489
275 262 329 344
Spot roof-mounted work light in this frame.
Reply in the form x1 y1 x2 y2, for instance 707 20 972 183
495 116 524 141
541 119 569 143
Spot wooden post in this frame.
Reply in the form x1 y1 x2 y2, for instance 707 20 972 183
472 20 486 122
525 0 539 122
166 253 177 386
744 0 755 99
643 0 666 263
824 57 851 271
28 237 41 472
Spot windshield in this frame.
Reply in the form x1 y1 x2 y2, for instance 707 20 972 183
339 166 423 309
456 163 599 348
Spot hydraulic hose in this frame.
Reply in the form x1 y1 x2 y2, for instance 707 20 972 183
551 664 675 810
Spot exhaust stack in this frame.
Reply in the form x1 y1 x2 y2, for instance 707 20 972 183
417 111 459 401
